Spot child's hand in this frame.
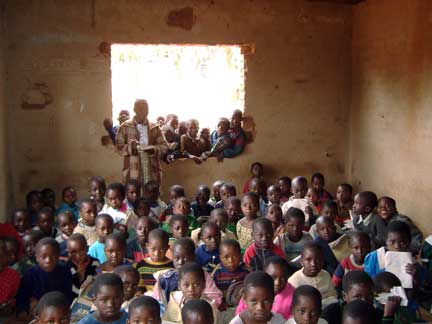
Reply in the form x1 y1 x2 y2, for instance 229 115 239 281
384 296 401 317
192 156 202 164
217 153 224 162
305 206 313 216
406 263 416 276
103 117 113 131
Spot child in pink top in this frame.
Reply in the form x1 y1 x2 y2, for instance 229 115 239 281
235 256 294 319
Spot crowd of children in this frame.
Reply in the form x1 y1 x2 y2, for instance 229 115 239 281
1 163 432 324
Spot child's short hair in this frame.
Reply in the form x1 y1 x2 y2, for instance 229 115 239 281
378 196 396 206
41 188 55 196
373 271 401 293
35 237 60 255
242 192 259 205
57 211 75 222
170 185 185 198
252 217 273 233
338 183 353 194
148 228 169 245
292 285 322 309
342 300 379 323
292 176 308 187
357 191 378 209
175 197 191 208
114 265 139 280
342 270 374 293
62 186 76 199
26 190 42 207
301 241 323 257
126 179 141 191
26 229 45 243
144 180 160 192
278 176 292 186
105 233 126 249
265 256 294 277
220 239 241 253
210 208 228 219
348 231 370 246
3 236 19 254
13 207 29 217
93 273 123 296
311 172 325 183
197 184 211 195
128 296 161 318
200 221 220 234
220 182 237 196
106 182 126 198
38 207 54 219
34 291 70 317
95 213 114 226
78 198 96 211
250 162 263 172
88 176 106 189
169 214 188 226
387 220 411 242
283 207 305 223
182 300 213 323
68 233 88 247
321 200 338 211
244 271 274 297
179 262 205 282
173 237 195 255
225 196 241 207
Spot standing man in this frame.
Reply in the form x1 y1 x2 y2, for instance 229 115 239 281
116 99 168 186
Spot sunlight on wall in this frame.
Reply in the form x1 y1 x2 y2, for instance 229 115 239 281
111 44 245 129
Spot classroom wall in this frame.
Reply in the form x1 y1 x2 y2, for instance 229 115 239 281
350 0 432 233
2 0 352 212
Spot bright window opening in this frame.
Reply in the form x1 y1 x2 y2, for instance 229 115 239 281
111 44 245 129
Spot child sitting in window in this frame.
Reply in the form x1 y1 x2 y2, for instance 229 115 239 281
278 176 292 204
207 117 231 158
73 199 98 246
13 208 31 238
287 285 328 324
334 183 353 226
56 186 79 221
180 119 207 164
191 185 214 219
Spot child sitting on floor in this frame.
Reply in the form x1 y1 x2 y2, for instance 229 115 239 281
126 216 156 262
265 204 284 239
56 186 79 221
73 199 98 246
33 291 71 324
99 183 128 226
128 296 161 324
229 271 285 324
208 117 231 158
225 196 242 235
0 238 20 317
209 180 224 207
166 215 189 259
306 187 321 214
182 300 214 324
237 192 259 253
113 265 140 311
88 176 106 212
15 230 44 275
195 222 221 273
278 176 292 204
309 200 344 239
288 242 337 308
160 185 186 222
248 177 268 215
27 190 44 226
88 214 114 264
124 197 151 240
191 185 214 219
180 119 207 164
335 183 354 226
34 207 58 238
236 256 294 320
124 179 141 211
287 285 328 324
244 218 285 271
351 191 378 238
191 208 236 246
215 182 237 209
311 172 333 205
243 162 265 194
143 180 168 221
56 211 77 258
163 197 198 234
77 273 127 323
13 208 31 238
97 233 132 273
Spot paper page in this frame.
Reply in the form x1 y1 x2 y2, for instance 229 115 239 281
376 286 408 306
384 251 414 288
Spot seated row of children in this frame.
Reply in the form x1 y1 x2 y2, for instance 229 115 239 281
0 169 430 324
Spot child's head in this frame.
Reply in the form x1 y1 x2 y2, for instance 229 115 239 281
104 233 127 268
373 271 401 294
196 185 211 207
37 207 55 235
210 208 228 232
78 198 97 226
35 237 60 272
300 242 324 277
128 296 161 324
182 300 213 324
106 182 126 210
88 176 106 201
173 197 191 216
136 216 156 245
219 239 242 272
170 215 189 239
342 300 379 324
93 273 124 322
57 211 77 237
133 197 150 217
352 191 378 217
4 236 19 266
291 176 308 199
250 162 264 178
225 197 241 223
147 228 169 262
23 230 44 259
336 184 353 203
125 179 141 205
13 208 31 234
291 285 322 324
172 238 195 270
162 125 175 143
252 218 274 250
143 180 160 204
306 187 319 206
267 185 281 205
178 121 187 135
248 178 265 196
315 215 337 243
311 172 325 193
67 233 88 265
342 270 374 304
211 180 224 201
265 205 283 230
231 109 243 129
217 117 230 136
26 190 44 212
219 183 237 202
283 207 305 241
320 200 338 220
241 192 259 219
168 185 185 205
41 188 56 208
264 256 293 295
166 113 179 129
377 196 397 221
179 262 206 302
278 176 292 196
386 220 411 252
243 271 275 322
34 291 70 324
0 238 8 271
62 186 77 206
114 265 140 301
200 221 221 252
349 231 371 265
95 214 114 243
187 119 199 138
